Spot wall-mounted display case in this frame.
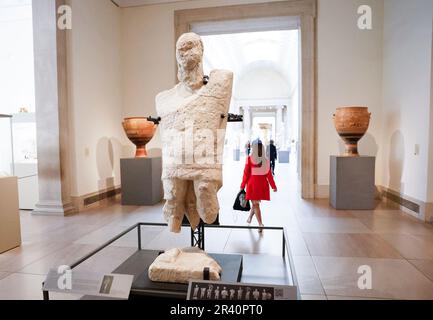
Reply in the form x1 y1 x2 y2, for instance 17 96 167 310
12 112 39 210
0 113 39 209
0 114 14 176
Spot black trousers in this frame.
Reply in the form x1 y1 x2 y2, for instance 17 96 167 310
270 160 276 175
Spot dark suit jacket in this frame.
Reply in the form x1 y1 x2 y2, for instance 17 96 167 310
266 144 278 161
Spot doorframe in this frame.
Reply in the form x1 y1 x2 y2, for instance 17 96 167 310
175 0 317 199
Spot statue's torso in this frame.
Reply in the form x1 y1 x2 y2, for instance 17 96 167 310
156 70 234 181
156 83 197 118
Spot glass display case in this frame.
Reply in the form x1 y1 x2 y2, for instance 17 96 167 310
42 222 299 300
12 112 38 163
0 114 14 176
0 113 39 209
11 112 39 210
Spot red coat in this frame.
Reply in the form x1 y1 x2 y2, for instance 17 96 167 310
240 157 277 201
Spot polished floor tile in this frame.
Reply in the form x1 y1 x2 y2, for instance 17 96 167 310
145 227 197 251
223 229 284 256
348 208 409 220
74 246 138 275
18 244 98 275
301 295 327 300
326 295 390 300
297 217 372 234
0 272 9 280
358 216 433 236
2 161 433 300
303 233 402 258
74 224 163 249
241 254 292 286
313 256 433 300
0 241 70 273
409 260 433 282
294 201 355 219
292 256 325 295
378 234 433 260
21 222 106 245
286 231 310 256
0 273 81 300
114 204 165 227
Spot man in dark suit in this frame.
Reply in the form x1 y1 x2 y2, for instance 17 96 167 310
266 140 278 175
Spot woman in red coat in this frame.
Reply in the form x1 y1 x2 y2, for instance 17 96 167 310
240 139 277 233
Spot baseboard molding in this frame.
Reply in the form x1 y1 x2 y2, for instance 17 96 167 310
426 203 433 223
33 200 76 216
315 184 431 223
378 186 431 222
71 186 122 212
315 184 329 199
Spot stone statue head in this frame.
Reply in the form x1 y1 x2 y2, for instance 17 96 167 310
176 32 204 71
176 33 204 88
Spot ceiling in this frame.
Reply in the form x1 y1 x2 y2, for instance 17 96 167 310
0 0 32 23
0 0 31 8
202 30 299 93
111 0 197 7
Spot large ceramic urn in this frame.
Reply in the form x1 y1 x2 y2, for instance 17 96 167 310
122 117 157 158
333 106 371 157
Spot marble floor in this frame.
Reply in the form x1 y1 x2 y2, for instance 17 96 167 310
1 159 433 300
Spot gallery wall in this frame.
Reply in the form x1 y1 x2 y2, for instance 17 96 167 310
316 0 384 195
66 0 285 199
66 0 125 197
381 0 433 214
64 0 433 213
121 0 386 196
121 0 285 152
0 1 35 175
428 58 433 207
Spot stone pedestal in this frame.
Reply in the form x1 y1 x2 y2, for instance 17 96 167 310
120 157 163 206
233 149 240 161
330 156 375 210
278 150 290 163
0 177 21 253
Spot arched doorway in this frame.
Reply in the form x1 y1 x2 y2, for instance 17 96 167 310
175 0 316 198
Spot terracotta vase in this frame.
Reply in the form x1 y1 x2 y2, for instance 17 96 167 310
122 117 157 158
333 107 371 157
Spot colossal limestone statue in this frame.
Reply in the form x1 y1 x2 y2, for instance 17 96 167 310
156 33 233 233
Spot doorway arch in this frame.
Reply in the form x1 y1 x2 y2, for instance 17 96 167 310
174 0 317 198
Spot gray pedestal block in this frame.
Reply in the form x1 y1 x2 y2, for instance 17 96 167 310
233 149 240 161
120 157 163 206
330 156 375 210
278 151 290 163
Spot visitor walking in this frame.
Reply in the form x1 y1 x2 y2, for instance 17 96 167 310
266 140 278 175
245 141 251 157
240 139 277 233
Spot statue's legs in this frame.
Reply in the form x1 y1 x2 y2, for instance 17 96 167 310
185 181 201 230
193 179 221 225
163 178 188 233
163 178 221 231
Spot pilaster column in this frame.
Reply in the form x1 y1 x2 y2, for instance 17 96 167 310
276 106 284 147
286 104 292 150
243 107 252 141
32 0 74 215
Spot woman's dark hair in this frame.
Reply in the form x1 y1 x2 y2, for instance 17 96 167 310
251 139 265 167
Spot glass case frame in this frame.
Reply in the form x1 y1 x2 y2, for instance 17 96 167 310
0 114 15 176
